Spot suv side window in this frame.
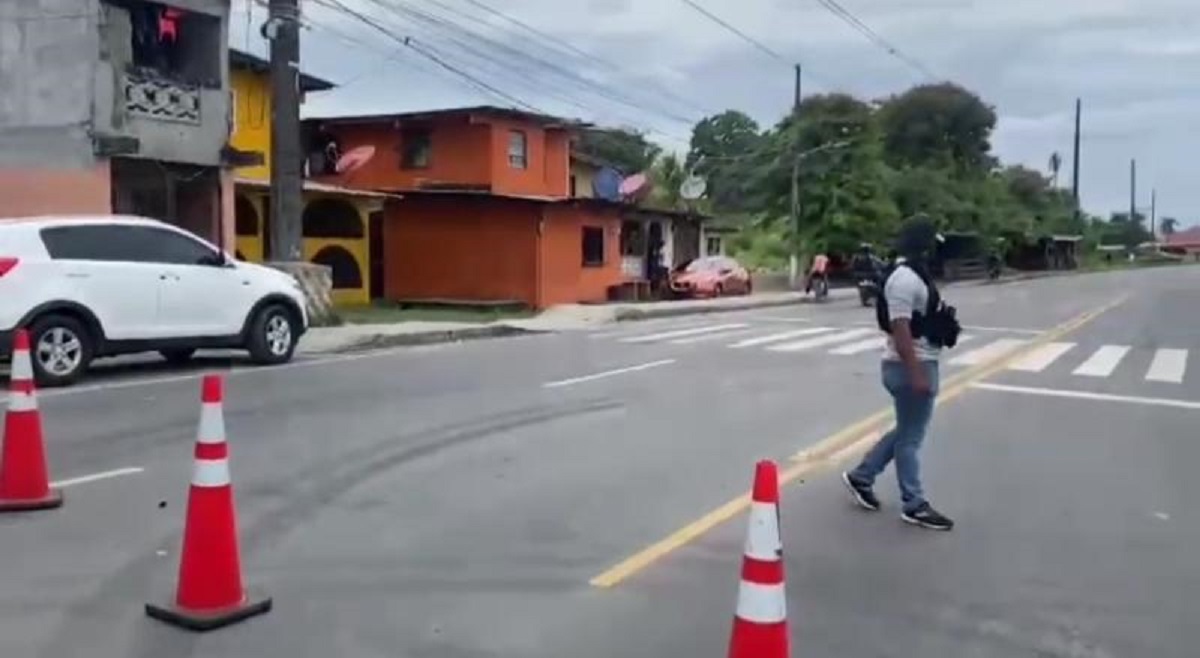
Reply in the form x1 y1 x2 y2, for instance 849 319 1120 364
40 225 147 262
133 227 220 266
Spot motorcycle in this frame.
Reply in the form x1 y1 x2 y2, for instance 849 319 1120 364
810 274 830 302
856 277 879 307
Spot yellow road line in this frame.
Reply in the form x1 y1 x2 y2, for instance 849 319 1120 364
589 295 1127 589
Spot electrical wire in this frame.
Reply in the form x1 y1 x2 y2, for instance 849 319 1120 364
312 0 545 112
811 0 939 80
310 0 702 139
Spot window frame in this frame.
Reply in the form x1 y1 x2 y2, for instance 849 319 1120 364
507 130 528 169
400 127 432 170
581 225 605 267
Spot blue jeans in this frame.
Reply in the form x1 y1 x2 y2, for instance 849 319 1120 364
849 360 939 513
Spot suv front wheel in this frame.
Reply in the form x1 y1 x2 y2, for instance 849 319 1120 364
28 314 94 387
246 304 298 365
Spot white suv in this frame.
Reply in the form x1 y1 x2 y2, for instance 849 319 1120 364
0 216 309 386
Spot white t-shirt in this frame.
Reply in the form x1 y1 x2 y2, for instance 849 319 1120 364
882 263 941 362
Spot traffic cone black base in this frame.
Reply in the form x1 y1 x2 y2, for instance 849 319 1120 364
0 489 62 512
146 593 272 632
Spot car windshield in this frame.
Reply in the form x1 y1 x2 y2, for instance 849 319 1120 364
685 258 726 272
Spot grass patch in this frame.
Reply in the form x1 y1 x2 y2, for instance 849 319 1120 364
337 302 534 325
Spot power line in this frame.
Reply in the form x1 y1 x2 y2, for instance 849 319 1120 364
446 0 715 117
369 0 702 125
313 0 545 112
676 0 835 89
315 0 703 136
679 0 788 64
811 0 939 80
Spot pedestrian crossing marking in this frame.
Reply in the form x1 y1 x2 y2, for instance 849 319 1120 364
828 336 887 355
728 327 835 349
768 328 875 353
1009 342 1076 372
949 338 1028 367
620 323 748 343
671 327 758 345
1145 349 1188 383
1072 345 1130 377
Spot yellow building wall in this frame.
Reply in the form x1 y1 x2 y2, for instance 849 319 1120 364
233 187 372 307
230 69 272 182
570 161 597 198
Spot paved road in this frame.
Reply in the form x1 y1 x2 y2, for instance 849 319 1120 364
0 266 1195 657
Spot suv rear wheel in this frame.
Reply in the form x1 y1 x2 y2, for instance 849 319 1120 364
28 314 94 387
246 304 298 365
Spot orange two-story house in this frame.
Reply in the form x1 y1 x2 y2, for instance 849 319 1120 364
306 107 623 308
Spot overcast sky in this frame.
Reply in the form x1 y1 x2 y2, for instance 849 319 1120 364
231 0 1198 222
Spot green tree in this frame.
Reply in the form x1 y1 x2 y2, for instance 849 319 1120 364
686 111 763 212
877 83 998 173
646 153 687 210
575 127 661 174
1161 217 1179 236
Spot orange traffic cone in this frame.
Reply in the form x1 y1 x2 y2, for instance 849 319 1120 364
728 460 789 658
146 374 271 631
0 329 63 512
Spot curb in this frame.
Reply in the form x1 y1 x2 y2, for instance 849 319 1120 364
305 324 536 355
612 292 851 322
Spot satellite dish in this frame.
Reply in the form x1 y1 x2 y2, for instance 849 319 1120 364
335 145 376 175
592 167 622 201
680 175 707 200
619 172 650 200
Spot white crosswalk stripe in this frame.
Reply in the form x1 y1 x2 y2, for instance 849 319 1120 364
949 338 1027 367
620 323 748 343
1145 349 1188 383
768 328 875 353
671 327 758 344
1009 342 1076 372
728 327 835 349
828 336 887 355
1072 345 1130 377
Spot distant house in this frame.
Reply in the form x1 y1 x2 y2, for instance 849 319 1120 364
1164 226 1200 258
227 49 392 306
306 106 627 308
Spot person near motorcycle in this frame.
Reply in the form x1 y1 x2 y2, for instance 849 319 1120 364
851 244 885 306
805 252 830 296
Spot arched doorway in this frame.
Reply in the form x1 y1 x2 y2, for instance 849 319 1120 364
311 245 363 290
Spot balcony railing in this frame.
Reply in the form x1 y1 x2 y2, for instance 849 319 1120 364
123 70 201 125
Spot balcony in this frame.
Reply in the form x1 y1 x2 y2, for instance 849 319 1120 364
123 70 201 125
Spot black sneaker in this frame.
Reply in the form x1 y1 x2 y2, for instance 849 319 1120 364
841 472 881 511
901 503 954 531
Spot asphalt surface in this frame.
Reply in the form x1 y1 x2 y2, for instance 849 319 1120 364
1 266 1196 657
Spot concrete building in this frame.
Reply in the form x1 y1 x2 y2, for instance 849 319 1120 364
0 0 238 247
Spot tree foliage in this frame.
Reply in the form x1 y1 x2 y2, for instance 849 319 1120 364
575 127 661 175
647 83 1098 269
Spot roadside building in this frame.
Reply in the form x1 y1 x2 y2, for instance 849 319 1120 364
307 107 625 308
226 48 391 306
0 0 239 246
1163 226 1200 259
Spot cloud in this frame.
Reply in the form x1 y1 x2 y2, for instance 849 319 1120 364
231 0 1198 220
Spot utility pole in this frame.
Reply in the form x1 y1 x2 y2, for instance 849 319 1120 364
267 0 304 261
1071 98 1081 215
1129 159 1137 224
789 63 802 289
1150 188 1157 241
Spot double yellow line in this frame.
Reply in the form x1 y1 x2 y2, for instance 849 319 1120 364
589 295 1128 588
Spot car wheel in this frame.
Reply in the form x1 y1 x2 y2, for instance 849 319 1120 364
160 348 196 365
28 314 93 387
714 284 725 297
246 305 298 365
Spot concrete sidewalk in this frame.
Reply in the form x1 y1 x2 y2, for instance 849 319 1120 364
299 290 853 355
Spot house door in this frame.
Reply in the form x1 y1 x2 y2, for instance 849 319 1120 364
369 211 385 299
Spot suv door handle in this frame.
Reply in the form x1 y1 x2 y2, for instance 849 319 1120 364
159 273 180 281
66 272 89 279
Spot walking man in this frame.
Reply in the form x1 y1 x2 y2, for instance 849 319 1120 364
842 215 956 531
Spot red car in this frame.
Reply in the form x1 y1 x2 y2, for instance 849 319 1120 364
670 256 753 298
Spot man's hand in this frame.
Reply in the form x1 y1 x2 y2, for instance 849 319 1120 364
909 367 932 395
891 319 932 395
